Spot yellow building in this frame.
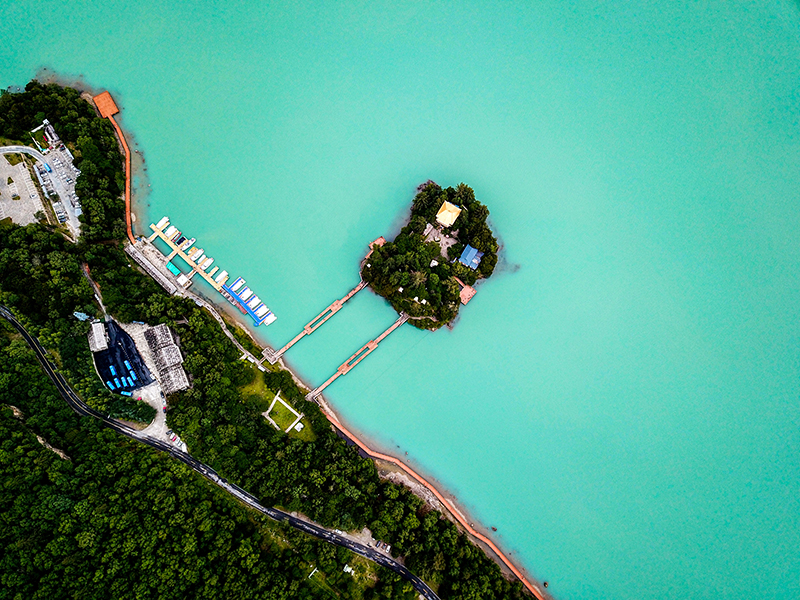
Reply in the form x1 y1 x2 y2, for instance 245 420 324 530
435 200 462 227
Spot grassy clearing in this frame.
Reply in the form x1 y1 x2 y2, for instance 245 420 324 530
238 363 315 441
270 400 298 430
347 555 380 588
30 129 47 149
4 153 22 166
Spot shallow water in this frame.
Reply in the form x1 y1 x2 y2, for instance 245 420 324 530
3 1 800 598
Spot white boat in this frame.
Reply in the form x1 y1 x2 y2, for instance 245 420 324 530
239 288 253 301
262 312 277 325
247 295 261 309
156 216 169 229
164 225 177 238
214 270 229 283
200 257 214 270
193 253 205 265
254 305 269 318
230 278 245 292
180 237 195 250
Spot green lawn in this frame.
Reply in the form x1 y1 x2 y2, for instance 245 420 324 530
269 399 298 430
238 363 315 441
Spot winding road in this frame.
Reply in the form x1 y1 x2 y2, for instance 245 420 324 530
0 305 439 600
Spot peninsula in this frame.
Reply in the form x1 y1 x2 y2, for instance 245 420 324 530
362 181 499 329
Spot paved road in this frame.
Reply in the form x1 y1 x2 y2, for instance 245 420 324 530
0 305 439 600
0 145 80 234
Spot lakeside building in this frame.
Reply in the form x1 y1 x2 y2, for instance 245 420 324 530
458 244 484 270
435 200 462 227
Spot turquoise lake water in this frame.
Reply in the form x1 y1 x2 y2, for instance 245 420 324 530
3 1 800 598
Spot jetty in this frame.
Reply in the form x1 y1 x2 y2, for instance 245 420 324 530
148 218 226 291
262 281 366 364
146 216 276 327
262 237 386 364
306 312 408 401
92 91 135 245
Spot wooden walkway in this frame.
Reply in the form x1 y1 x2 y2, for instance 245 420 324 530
306 312 408 400
262 280 367 364
147 220 225 292
92 91 135 245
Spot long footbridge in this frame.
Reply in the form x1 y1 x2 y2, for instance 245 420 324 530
262 280 367 364
306 312 408 401
260 237 410 401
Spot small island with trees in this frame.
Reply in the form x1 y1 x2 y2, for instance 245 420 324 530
361 181 499 330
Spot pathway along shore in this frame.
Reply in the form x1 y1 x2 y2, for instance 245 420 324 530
94 91 550 600
92 91 135 244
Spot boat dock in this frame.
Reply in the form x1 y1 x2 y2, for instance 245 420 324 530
147 216 276 327
149 217 225 291
306 312 408 401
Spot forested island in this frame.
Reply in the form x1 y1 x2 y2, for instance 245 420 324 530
0 82 531 599
361 182 498 329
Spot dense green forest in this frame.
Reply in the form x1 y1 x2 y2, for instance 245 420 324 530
0 328 404 600
0 82 529 600
361 182 498 330
0 80 126 241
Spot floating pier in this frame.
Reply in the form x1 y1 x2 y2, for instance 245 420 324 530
148 217 276 327
306 312 408 401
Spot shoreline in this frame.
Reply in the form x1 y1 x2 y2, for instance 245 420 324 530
98 88 551 600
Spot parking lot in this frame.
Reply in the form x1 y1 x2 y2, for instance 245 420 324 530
0 154 45 225
38 146 83 228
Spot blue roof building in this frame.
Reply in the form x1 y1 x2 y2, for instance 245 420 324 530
458 244 484 270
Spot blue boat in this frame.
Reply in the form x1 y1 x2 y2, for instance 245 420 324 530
110 365 117 376
222 278 277 327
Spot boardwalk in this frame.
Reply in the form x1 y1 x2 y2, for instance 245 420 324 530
263 280 366 364
312 396 549 600
306 312 408 400
148 219 226 292
92 92 135 245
